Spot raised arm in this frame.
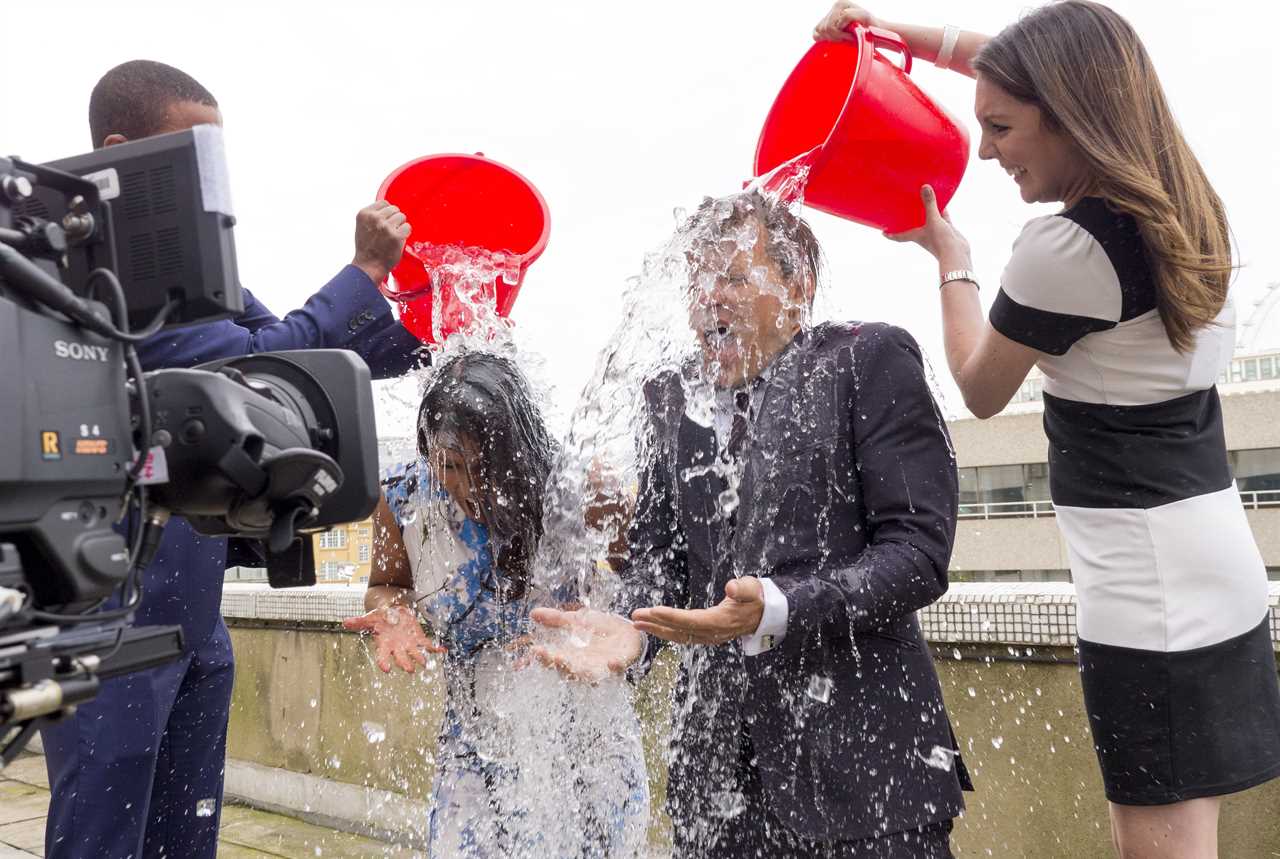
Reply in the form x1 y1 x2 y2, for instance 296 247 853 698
137 202 424 379
812 2 991 78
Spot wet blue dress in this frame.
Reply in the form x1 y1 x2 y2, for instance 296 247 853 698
383 461 649 858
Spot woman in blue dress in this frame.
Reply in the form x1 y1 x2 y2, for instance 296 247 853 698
344 352 649 858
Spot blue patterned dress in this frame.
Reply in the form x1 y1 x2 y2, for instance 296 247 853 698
383 461 648 858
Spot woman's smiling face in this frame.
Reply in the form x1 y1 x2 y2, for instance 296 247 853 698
974 74 1093 207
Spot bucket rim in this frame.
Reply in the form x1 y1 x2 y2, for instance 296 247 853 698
376 151 552 266
752 24 883 179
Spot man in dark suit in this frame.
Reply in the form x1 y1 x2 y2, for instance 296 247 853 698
39 60 425 859
533 191 970 858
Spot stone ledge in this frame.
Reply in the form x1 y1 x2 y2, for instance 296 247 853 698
222 580 1280 651
224 758 428 849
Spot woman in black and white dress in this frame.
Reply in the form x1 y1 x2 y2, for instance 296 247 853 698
814 2 1280 858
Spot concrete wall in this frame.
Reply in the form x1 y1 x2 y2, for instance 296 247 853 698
224 614 1280 857
948 408 1049 469
1222 389 1280 451
951 518 1071 573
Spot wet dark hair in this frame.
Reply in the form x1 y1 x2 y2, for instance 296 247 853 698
682 189 823 299
89 60 218 148
417 352 555 600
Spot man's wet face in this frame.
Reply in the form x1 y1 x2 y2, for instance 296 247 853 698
686 218 806 389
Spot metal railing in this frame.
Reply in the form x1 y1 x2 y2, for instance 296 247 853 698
959 489 1280 520
958 500 1057 520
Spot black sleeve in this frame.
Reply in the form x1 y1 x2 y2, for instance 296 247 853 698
770 325 958 654
988 213 1121 355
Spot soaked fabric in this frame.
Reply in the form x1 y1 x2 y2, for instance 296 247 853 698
385 460 527 657
622 322 967 847
386 460 648 857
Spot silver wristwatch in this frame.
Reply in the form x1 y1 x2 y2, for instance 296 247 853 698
939 269 979 289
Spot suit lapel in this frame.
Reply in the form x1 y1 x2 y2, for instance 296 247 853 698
731 339 807 570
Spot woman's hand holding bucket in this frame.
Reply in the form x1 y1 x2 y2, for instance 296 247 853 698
813 1 881 43
884 185 972 273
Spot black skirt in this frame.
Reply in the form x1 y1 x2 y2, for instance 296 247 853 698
1079 616 1280 805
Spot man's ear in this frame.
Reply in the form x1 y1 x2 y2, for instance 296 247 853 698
786 273 815 309
101 133 128 148
800 271 817 306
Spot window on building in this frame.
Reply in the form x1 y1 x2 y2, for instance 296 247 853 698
1261 357 1277 380
358 543 371 563
1024 462 1050 504
1231 448 1280 494
318 530 346 550
319 561 341 578
1011 375 1044 404
1244 359 1259 381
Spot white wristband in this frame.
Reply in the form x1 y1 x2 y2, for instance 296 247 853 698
935 25 960 70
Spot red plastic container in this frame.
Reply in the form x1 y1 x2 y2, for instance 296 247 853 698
377 154 550 343
753 25 969 233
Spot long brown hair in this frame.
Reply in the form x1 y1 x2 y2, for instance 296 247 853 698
974 0 1233 352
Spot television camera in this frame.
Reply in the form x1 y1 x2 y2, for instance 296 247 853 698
0 127 381 765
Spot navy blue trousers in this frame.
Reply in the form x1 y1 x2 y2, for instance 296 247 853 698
40 618 235 859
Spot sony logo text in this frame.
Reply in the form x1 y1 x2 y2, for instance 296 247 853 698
53 340 111 362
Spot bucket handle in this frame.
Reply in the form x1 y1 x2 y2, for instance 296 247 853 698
848 24 913 74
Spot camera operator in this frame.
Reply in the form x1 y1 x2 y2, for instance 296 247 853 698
37 60 426 859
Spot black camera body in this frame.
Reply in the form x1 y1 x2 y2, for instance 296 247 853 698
0 128 381 763
0 291 132 608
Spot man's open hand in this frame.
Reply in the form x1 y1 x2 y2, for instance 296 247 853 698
352 200 411 286
631 577 765 645
527 607 645 683
342 606 445 674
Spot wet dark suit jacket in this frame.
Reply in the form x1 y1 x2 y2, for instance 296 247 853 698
623 322 970 844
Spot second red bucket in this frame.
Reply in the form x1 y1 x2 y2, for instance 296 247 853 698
378 153 550 343
753 25 969 233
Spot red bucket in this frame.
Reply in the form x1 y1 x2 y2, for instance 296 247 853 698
377 153 550 343
753 25 969 233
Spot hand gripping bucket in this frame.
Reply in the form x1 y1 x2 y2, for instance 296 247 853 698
377 153 550 343
753 25 969 233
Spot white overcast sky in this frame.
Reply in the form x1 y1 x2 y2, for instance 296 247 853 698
4 0 1277 433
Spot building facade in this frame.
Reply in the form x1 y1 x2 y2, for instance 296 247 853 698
949 351 1280 583
311 517 375 583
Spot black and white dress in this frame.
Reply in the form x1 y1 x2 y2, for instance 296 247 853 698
989 197 1280 806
